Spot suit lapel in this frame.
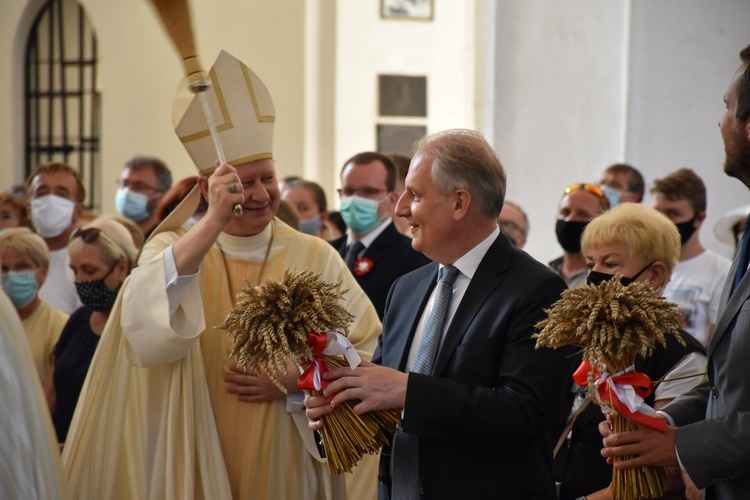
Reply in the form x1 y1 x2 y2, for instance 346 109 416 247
708 250 749 356
432 235 510 376
362 223 398 267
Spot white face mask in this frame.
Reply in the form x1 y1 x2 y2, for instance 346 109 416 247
31 194 76 238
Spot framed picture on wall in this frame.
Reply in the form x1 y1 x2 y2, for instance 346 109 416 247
381 0 433 21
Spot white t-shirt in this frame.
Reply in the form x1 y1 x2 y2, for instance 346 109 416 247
663 249 731 346
38 246 82 315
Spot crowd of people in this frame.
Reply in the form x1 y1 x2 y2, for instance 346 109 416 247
1 45 750 499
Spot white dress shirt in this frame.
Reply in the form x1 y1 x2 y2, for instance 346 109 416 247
405 227 500 371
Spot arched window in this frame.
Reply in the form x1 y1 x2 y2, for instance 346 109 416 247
25 0 100 208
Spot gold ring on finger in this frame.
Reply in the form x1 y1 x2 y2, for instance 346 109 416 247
228 182 238 194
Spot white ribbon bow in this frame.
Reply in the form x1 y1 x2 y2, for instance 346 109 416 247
594 365 657 418
308 331 362 391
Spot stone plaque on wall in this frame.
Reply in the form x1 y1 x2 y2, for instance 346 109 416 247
376 124 427 156
378 75 427 117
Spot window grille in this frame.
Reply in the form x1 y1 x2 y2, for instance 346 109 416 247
25 0 100 208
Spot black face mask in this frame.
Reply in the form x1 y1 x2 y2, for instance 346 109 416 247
675 217 698 245
556 220 588 253
74 265 120 312
586 262 654 287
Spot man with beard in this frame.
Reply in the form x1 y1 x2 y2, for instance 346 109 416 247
601 44 750 499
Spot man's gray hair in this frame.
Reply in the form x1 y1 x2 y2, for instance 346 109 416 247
123 155 173 191
414 129 506 218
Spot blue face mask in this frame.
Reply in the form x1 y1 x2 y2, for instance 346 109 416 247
299 214 322 236
599 184 620 209
2 270 38 309
115 188 151 222
340 195 386 235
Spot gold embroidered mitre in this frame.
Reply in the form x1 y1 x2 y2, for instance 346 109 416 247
173 50 275 175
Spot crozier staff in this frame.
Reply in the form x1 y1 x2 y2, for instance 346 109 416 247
62 51 381 500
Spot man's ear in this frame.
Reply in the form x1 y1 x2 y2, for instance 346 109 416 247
452 189 472 221
695 211 707 227
197 176 210 201
72 202 84 224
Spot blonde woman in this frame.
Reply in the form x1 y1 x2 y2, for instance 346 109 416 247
554 203 707 500
47 218 137 443
0 228 68 384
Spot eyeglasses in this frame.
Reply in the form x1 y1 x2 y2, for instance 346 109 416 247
337 187 388 199
564 183 608 202
115 179 164 194
71 227 103 243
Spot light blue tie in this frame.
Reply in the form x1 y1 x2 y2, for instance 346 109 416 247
391 265 460 500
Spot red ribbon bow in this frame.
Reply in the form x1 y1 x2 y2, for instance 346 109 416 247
297 333 332 392
573 359 666 432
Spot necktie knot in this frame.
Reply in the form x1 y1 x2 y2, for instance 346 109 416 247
441 265 459 286
345 241 365 270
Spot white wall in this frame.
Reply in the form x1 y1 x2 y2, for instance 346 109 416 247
489 1 631 264
333 0 478 197
626 0 750 258
1 0 47 185
488 0 750 264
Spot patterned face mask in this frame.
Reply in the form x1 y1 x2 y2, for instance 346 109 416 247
74 265 120 312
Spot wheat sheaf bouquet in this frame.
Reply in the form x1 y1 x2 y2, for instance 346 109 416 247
534 278 684 500
218 269 401 474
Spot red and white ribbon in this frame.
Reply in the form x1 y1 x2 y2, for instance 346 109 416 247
297 331 361 392
573 360 666 432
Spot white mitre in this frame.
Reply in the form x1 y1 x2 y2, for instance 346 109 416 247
173 50 275 176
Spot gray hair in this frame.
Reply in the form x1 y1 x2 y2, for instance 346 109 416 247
414 129 506 218
123 156 173 191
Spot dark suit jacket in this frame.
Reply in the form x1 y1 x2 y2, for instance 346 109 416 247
374 232 575 500
668 246 750 499
331 222 431 319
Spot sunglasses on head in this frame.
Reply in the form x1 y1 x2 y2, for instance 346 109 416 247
564 183 608 202
71 227 103 244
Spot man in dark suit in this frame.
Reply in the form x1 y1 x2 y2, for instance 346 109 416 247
330 152 430 319
308 130 574 499
601 45 750 499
